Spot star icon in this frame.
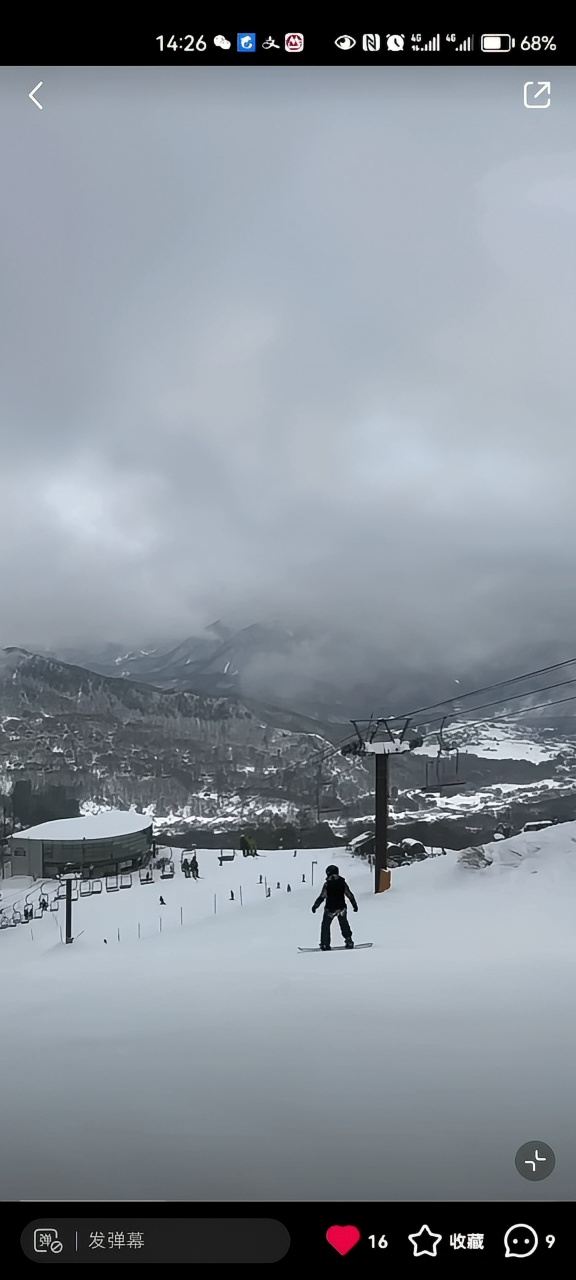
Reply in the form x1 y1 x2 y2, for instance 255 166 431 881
408 1224 442 1257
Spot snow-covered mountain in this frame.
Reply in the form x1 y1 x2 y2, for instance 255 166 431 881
3 645 576 844
49 622 471 721
0 646 360 832
48 627 576 728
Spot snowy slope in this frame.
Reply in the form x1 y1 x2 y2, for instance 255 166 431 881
1 835 575 1202
458 817 576 869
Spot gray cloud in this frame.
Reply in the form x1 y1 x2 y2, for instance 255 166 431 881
1 66 575 674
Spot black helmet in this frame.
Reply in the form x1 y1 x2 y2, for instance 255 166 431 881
326 864 339 876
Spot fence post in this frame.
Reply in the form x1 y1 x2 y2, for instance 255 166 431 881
159 915 162 933
117 927 120 942
239 885 243 906
213 893 217 915
138 921 141 940
264 877 268 894
180 906 183 926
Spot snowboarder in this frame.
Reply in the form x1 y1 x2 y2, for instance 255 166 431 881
312 865 358 950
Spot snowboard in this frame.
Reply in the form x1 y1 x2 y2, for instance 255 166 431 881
298 943 373 952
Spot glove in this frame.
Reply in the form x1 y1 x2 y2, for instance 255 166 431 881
311 905 317 914
353 905 358 913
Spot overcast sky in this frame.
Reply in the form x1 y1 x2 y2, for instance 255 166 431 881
1 66 575 672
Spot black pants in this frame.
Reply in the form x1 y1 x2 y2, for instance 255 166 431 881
320 908 352 948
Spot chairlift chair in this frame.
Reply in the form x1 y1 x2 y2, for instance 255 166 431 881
91 879 103 894
139 867 155 886
49 896 59 912
106 873 119 893
119 872 132 889
80 879 93 898
160 861 175 880
421 735 461 791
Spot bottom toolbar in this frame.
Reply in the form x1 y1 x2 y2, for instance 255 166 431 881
11 1204 569 1268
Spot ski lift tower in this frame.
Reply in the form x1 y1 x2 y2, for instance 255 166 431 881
364 739 413 894
342 720 424 894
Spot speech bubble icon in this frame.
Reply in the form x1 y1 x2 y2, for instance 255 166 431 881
504 1224 538 1258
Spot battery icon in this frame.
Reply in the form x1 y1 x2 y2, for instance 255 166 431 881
481 33 515 51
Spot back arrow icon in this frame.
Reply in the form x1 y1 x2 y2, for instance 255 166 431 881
29 81 43 110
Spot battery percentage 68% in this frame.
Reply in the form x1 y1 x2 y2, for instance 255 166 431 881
521 35 556 51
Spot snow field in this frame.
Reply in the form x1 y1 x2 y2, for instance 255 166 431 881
1 832 576 1202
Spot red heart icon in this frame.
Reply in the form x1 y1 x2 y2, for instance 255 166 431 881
326 1224 361 1256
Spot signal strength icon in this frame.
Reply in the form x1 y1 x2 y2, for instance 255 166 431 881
455 35 474 52
419 33 440 51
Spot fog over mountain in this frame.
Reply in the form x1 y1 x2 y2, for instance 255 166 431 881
2 67 576 690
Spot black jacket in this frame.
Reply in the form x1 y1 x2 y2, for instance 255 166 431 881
313 874 357 913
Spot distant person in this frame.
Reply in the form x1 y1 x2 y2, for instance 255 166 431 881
159 895 166 907
240 834 250 857
190 854 199 879
312 865 358 950
182 859 190 878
